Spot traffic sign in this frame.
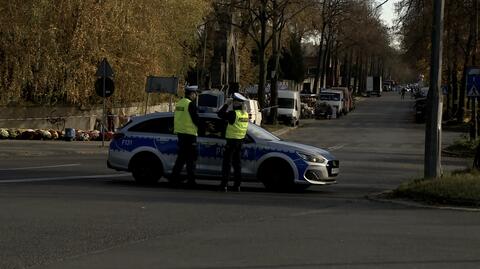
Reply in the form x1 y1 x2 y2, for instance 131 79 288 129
145 76 178 94
95 77 115 97
467 67 480 97
96 58 114 77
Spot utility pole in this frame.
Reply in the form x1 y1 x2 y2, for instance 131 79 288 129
473 0 479 138
425 0 445 179
470 0 479 140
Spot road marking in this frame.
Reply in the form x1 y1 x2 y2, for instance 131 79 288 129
0 173 131 183
290 209 334 216
327 143 347 151
0 164 81 171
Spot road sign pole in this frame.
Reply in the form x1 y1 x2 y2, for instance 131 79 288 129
474 0 479 138
473 97 477 140
102 75 106 147
102 58 107 147
145 93 150 115
94 58 114 147
425 0 445 179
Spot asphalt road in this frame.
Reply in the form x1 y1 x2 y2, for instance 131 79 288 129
1 92 479 269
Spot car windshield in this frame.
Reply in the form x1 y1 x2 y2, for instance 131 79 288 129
248 124 280 141
319 93 340 101
278 98 294 109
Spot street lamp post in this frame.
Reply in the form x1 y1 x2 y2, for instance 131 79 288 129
425 0 445 179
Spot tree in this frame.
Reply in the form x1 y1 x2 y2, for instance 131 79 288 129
397 0 480 125
0 0 211 106
280 35 305 83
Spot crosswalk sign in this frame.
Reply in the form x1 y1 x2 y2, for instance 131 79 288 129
467 67 480 97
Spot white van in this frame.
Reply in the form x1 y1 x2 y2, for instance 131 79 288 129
245 99 262 126
223 97 262 126
318 90 344 117
277 90 301 126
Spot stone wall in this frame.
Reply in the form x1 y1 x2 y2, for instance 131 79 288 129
0 103 171 131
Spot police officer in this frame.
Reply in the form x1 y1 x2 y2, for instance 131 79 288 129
217 93 249 192
171 86 200 187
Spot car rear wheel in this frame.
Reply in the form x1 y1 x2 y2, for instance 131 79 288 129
259 158 295 191
130 153 163 184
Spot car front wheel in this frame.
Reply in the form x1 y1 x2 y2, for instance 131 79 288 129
259 158 295 191
130 153 163 184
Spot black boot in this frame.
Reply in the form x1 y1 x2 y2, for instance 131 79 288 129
218 182 228 192
186 180 197 188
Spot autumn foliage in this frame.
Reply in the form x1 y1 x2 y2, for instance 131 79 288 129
0 0 210 106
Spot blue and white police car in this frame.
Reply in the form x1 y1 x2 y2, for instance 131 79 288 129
107 112 339 190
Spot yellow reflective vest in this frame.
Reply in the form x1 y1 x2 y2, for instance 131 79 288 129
226 110 249 139
174 98 198 136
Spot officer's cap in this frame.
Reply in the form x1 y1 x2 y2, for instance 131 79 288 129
233 92 248 102
185 85 199 93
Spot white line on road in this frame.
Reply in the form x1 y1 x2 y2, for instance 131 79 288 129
289 209 334 216
0 173 131 183
0 164 81 171
327 143 347 151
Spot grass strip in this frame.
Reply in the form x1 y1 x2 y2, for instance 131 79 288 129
443 136 479 157
392 170 480 207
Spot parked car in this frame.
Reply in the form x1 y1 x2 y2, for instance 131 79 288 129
277 90 301 126
318 90 344 117
107 112 339 190
366 76 382 97
301 103 315 119
330 87 353 113
315 102 333 119
414 98 427 123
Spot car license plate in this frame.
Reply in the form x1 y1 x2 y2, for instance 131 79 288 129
331 168 339 174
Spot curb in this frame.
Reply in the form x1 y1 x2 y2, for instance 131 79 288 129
366 190 480 212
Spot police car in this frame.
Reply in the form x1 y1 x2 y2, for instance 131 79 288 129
107 112 339 190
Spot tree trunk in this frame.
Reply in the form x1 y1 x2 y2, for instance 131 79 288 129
341 53 347 86
269 0 280 124
446 65 451 119
321 31 331 88
353 52 359 93
313 0 328 93
452 62 459 116
346 49 353 88
458 29 474 123
332 44 339 86
257 0 268 109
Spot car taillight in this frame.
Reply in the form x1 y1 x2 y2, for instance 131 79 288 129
113 133 125 140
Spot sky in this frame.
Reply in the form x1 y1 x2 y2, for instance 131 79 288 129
379 0 400 27
379 0 401 47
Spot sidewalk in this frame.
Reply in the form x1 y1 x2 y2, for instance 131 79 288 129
0 140 108 157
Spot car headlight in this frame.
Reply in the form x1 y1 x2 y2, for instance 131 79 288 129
297 152 327 164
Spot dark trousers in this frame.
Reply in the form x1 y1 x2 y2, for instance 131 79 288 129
221 139 243 187
171 134 197 182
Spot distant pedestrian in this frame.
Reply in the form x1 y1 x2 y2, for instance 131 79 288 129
401 88 406 99
217 93 249 192
170 86 200 187
107 109 115 132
